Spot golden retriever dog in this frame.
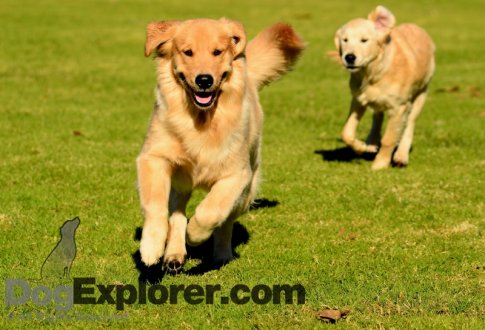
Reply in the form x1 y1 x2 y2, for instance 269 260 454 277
137 18 304 271
334 6 435 169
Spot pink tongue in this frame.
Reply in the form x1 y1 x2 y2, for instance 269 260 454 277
195 94 212 105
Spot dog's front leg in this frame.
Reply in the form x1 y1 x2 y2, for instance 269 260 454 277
137 154 172 266
164 188 191 273
186 172 251 251
342 99 378 154
372 104 408 170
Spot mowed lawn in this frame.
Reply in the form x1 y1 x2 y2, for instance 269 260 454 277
1 0 484 328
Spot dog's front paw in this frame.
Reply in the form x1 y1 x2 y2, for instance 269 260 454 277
365 144 379 153
140 229 166 266
371 158 391 170
351 140 378 154
163 213 188 274
163 254 186 274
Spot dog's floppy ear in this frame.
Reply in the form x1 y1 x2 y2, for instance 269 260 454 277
220 18 247 57
368 6 395 44
145 21 180 57
368 6 396 30
334 28 342 54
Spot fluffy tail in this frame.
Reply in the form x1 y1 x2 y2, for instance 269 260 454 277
246 23 305 90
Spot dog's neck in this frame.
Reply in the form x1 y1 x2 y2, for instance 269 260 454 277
190 105 217 129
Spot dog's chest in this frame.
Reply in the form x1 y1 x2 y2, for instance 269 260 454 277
172 126 245 189
356 87 386 110
172 147 237 191
352 82 397 111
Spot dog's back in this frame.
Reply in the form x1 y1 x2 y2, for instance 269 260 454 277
392 24 435 92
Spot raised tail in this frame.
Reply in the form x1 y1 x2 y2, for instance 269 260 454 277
246 23 305 90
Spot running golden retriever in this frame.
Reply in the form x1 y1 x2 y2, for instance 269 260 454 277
334 6 435 169
137 18 304 271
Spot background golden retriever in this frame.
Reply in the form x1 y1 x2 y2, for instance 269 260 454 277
334 6 435 169
137 18 304 271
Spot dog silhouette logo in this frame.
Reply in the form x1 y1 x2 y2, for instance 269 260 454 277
41 217 80 279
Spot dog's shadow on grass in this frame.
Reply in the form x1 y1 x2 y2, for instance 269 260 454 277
315 146 411 167
314 146 376 162
131 198 278 283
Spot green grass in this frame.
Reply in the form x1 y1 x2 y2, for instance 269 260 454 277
1 0 484 328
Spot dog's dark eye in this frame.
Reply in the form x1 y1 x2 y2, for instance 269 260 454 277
183 49 193 57
343 38 348 42
361 38 368 43
213 49 222 56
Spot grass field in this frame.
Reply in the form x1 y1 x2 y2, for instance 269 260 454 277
1 0 484 328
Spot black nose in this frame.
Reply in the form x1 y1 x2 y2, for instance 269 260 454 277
344 54 356 65
195 74 213 89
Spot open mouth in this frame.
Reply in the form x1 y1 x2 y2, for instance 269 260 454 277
345 65 361 72
193 91 216 108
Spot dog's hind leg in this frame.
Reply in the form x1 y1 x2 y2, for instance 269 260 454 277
212 167 260 264
164 188 191 273
393 91 427 167
366 111 384 150
212 215 236 264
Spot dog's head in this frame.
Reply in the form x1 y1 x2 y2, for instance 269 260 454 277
334 6 395 72
145 18 246 110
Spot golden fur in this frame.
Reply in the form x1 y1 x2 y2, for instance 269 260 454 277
334 6 435 169
137 18 304 270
